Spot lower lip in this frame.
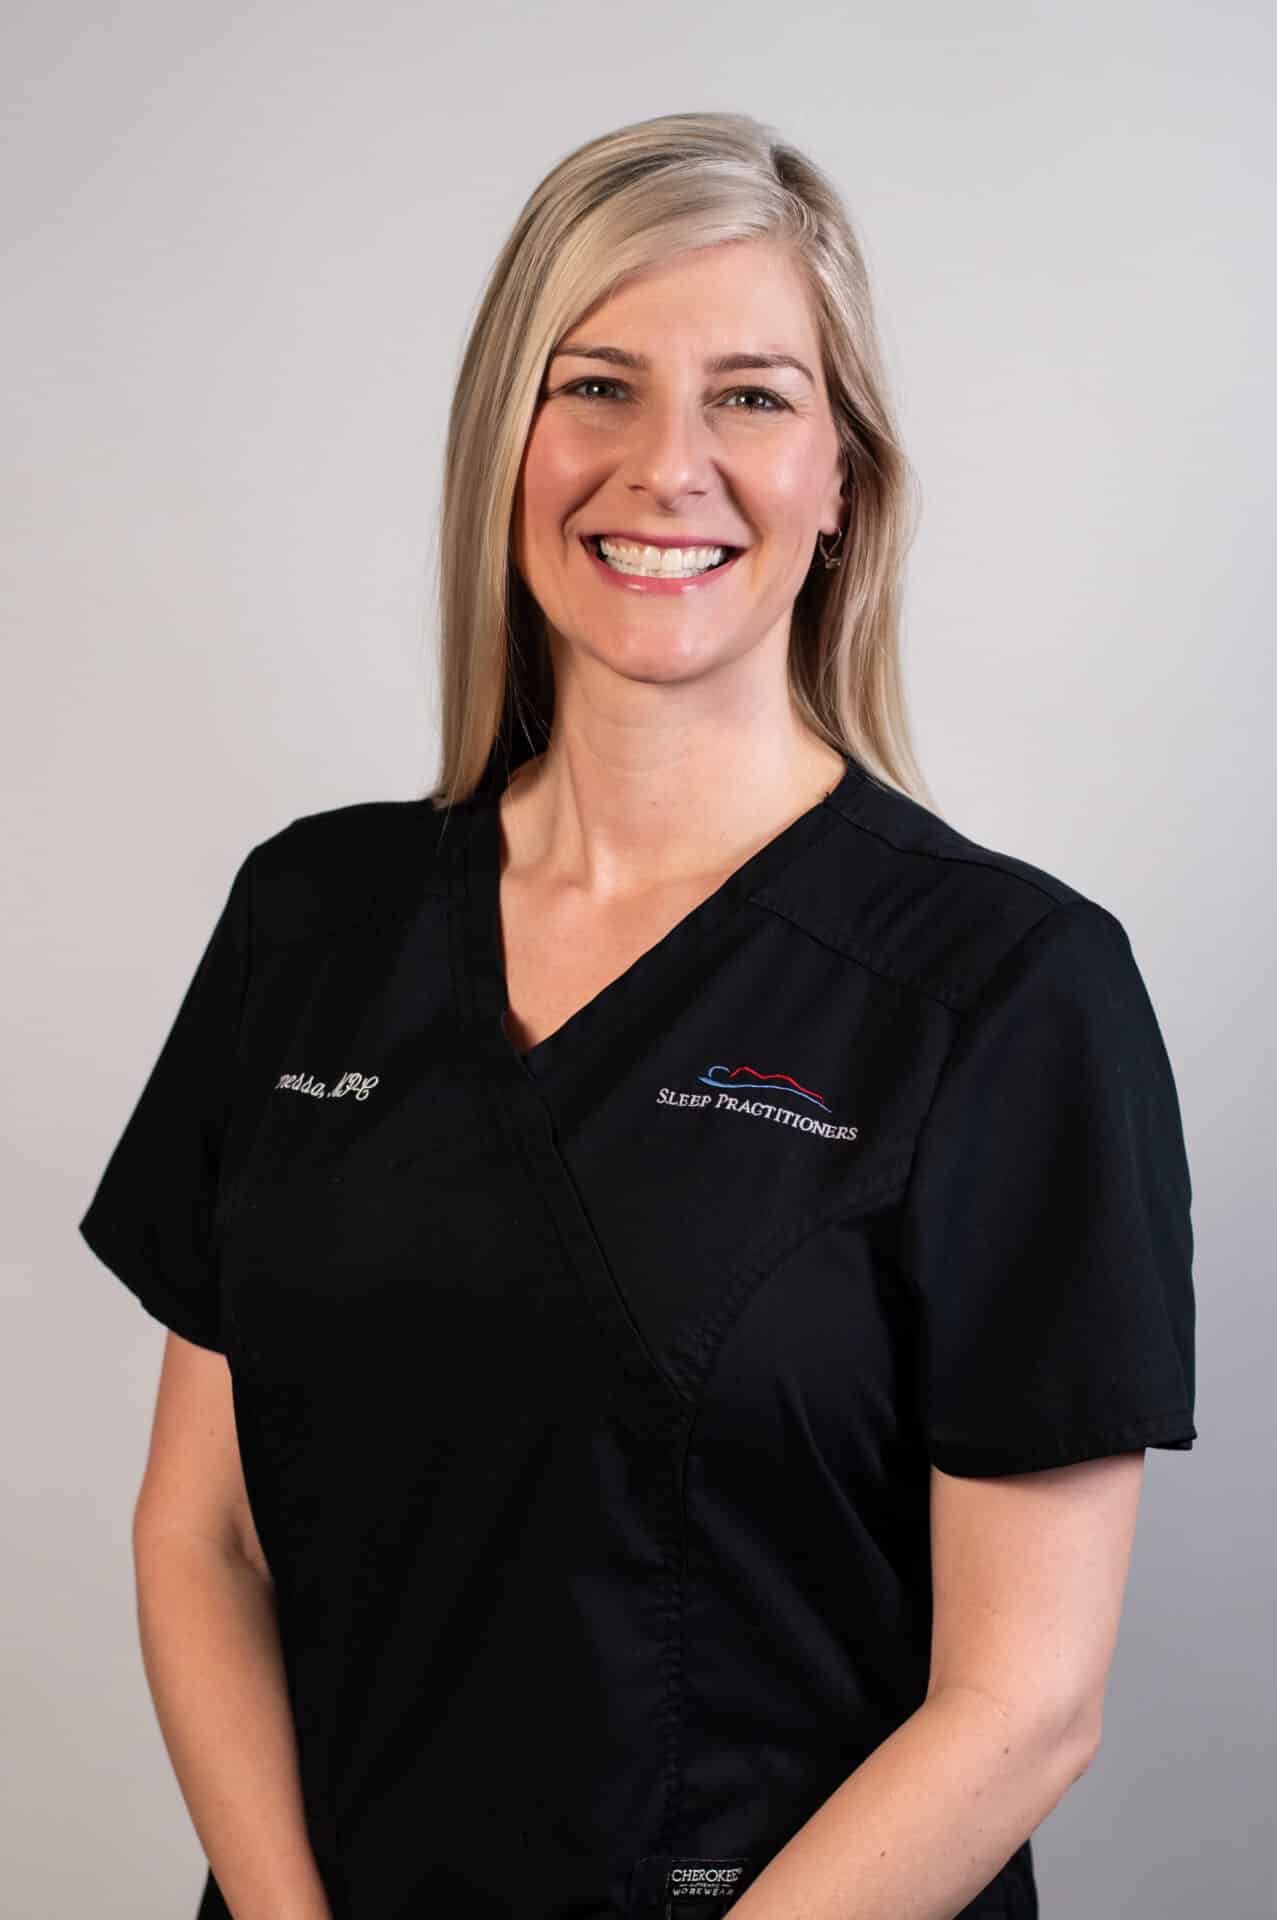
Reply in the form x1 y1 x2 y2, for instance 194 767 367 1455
580 537 744 595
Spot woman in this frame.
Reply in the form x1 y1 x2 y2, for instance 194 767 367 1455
79 112 1197 1920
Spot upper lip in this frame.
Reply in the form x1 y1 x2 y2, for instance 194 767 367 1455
583 531 742 549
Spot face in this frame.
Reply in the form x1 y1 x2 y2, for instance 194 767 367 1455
511 238 846 693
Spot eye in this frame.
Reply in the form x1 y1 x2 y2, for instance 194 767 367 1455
559 377 789 414
722 388 788 413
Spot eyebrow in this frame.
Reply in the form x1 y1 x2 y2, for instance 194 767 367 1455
549 343 815 387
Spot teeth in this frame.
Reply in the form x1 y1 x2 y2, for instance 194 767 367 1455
596 537 729 577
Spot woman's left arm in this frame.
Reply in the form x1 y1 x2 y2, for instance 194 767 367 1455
732 1451 1145 1920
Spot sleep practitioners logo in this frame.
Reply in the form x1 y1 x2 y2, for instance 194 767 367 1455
275 1069 379 1101
656 1060 859 1143
700 1062 831 1109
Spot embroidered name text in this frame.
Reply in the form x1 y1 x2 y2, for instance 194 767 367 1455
275 1070 380 1101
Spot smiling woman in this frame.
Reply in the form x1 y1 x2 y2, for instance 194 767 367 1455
430 112 924 807
78 109 1197 1920
501 232 862 747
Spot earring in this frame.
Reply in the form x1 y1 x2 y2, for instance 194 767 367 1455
816 524 845 570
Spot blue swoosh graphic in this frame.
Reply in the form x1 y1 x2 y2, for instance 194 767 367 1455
697 1064 832 1112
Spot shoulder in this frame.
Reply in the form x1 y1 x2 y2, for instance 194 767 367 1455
238 794 461 951
755 766 1133 1014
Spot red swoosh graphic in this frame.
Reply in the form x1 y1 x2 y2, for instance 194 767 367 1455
724 1064 826 1105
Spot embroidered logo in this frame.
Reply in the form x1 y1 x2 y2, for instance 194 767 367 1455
629 1853 755 1913
698 1062 831 1110
629 1850 756 1912
656 1060 858 1143
666 1858 751 1902
274 1069 379 1101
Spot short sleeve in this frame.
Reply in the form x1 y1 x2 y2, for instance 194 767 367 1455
77 848 256 1354
901 899 1197 1477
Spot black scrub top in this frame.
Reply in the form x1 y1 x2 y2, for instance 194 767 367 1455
78 754 1198 1920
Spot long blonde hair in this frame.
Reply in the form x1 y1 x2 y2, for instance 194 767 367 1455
425 109 931 812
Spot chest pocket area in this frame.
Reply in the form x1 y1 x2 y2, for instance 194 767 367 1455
218 1059 558 1370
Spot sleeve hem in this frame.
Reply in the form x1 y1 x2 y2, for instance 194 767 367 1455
928 1407 1198 1478
77 1212 227 1356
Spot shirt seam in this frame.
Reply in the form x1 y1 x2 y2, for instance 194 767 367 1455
747 894 975 1013
823 791 1085 910
914 897 1113 1115
891 898 1112 1307
666 1154 914 1402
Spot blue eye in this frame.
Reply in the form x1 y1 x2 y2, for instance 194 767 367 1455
560 377 788 413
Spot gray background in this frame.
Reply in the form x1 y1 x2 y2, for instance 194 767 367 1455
5 1 1272 1914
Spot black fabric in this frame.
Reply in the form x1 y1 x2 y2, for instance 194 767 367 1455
901 896 1196 1477
78 757 1195 1919
78 853 254 1355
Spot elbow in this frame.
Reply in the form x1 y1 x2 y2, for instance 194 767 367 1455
1021 1684 1104 1784
131 1500 274 1588
1054 1690 1104 1779
931 1678 1104 1781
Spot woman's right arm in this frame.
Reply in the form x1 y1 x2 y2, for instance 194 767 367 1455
130 1332 333 1920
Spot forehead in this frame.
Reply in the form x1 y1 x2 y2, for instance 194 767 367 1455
561 239 821 359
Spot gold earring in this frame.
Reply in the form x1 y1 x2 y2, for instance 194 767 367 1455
816 524 845 570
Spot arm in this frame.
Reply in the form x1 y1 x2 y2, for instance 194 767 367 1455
731 1451 1146 1920
131 1332 333 1920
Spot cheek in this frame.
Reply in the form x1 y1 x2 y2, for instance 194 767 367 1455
519 417 594 523
751 441 831 520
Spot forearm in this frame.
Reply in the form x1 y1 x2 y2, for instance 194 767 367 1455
133 1532 333 1920
731 1685 1097 1920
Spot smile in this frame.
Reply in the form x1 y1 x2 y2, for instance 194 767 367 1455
581 535 744 594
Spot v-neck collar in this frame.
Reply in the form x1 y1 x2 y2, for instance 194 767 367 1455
454 754 866 1086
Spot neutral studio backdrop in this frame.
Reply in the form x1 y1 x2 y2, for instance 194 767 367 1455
4 1 1272 1914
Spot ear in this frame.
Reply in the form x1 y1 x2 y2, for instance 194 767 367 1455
821 471 848 540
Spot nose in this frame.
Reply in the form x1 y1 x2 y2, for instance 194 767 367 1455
618 395 719 505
